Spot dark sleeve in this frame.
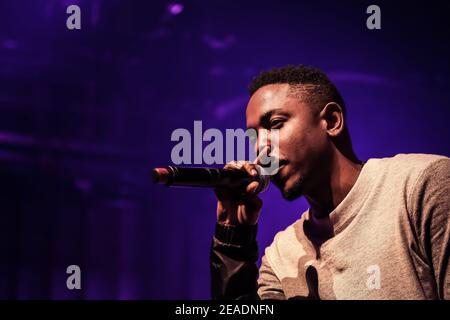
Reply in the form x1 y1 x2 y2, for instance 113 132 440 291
409 158 450 300
210 223 260 300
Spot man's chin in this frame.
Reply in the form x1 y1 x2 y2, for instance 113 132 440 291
280 180 304 202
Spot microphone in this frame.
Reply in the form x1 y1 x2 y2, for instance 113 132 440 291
152 165 270 193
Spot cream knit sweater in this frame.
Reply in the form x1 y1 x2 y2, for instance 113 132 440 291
258 154 450 299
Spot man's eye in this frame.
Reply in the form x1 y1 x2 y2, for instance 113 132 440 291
270 119 284 129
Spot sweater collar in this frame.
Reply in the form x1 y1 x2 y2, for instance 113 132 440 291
305 159 374 236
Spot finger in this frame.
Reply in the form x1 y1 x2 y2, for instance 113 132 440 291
214 187 234 201
243 195 263 215
242 162 258 177
237 186 263 210
245 181 260 194
224 161 244 170
234 160 247 170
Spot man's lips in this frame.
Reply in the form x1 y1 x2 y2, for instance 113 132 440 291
272 160 289 180
278 159 289 169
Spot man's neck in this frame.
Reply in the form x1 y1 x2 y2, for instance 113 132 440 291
306 151 363 219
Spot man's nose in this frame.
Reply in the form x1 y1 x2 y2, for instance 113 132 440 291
256 129 280 160
254 131 271 158
257 130 274 152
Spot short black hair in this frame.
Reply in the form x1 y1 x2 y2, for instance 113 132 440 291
248 65 346 116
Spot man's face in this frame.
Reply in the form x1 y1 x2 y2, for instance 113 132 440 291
246 83 330 200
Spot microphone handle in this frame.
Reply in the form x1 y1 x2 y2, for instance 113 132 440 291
156 166 254 188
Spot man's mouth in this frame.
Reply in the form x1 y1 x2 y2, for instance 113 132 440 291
272 160 289 180
278 159 288 168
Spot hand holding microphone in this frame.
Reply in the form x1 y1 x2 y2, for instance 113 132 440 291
214 160 264 226
152 148 274 226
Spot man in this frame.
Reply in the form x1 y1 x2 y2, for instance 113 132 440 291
210 65 449 300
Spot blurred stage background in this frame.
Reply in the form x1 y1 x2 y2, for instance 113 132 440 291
0 0 449 299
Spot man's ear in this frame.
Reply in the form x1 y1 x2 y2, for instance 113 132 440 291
319 102 344 137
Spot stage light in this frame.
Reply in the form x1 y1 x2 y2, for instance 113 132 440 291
167 3 184 15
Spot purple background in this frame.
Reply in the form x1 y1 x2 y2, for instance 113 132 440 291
0 0 449 299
